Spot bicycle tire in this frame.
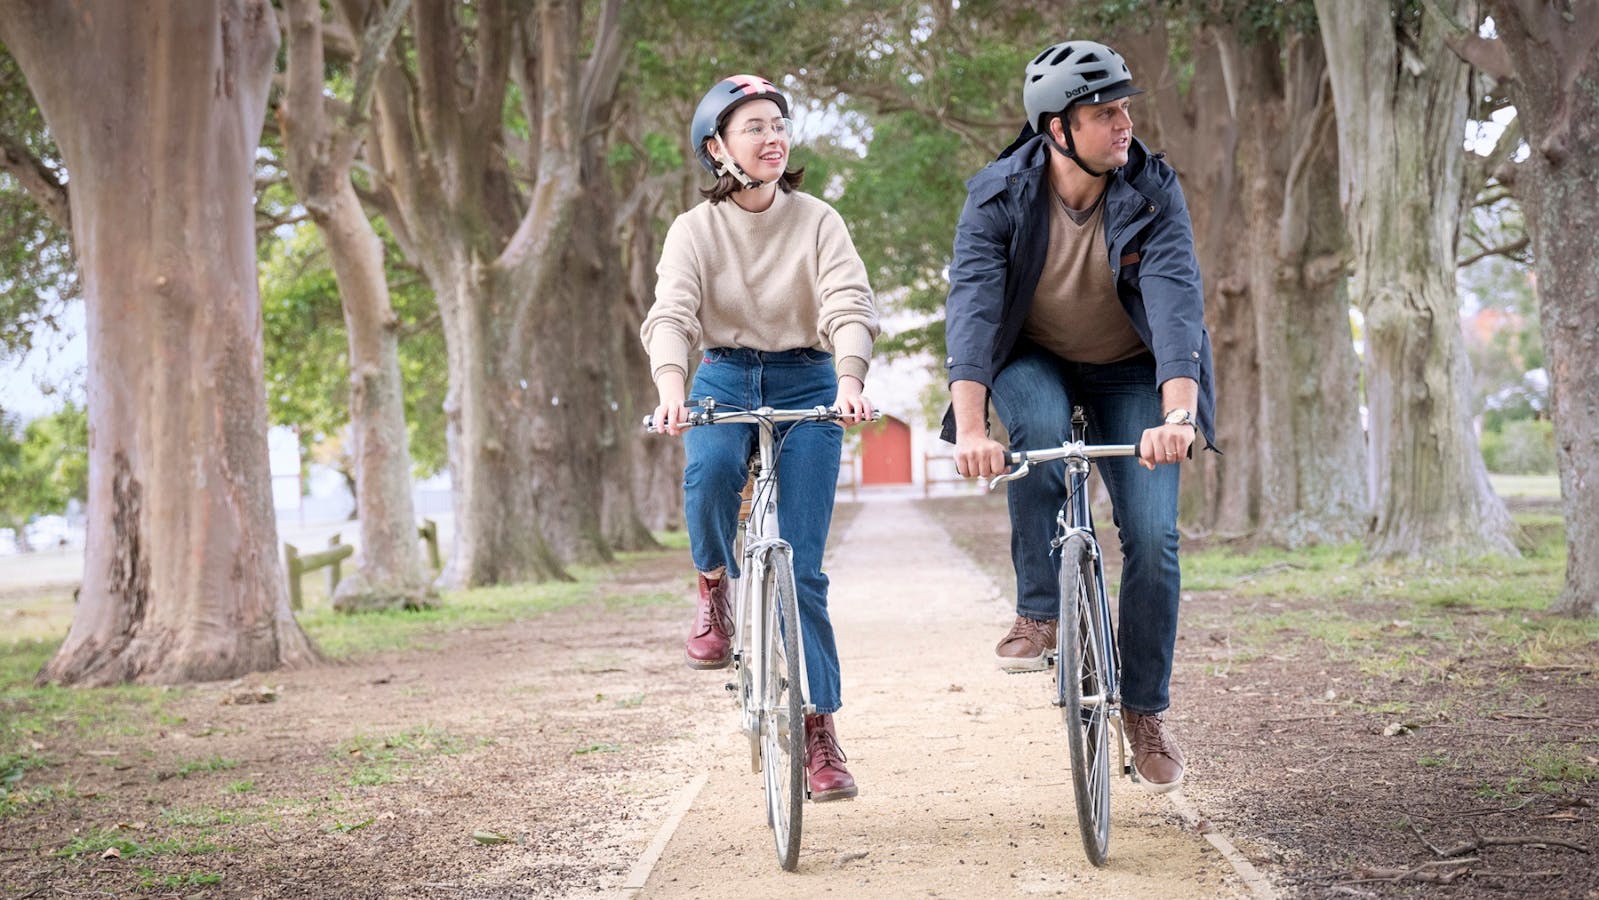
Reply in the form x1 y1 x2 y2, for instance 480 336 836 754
760 548 805 871
1058 534 1112 866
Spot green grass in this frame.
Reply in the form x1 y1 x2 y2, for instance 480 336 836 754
335 726 467 787
1490 473 1561 499
298 551 682 659
1523 744 1599 790
166 756 240 780
158 805 259 828
136 868 225 890
55 828 225 859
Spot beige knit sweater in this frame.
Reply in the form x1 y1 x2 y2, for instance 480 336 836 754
641 188 880 386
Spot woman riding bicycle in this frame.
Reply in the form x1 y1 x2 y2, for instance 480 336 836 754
641 74 880 802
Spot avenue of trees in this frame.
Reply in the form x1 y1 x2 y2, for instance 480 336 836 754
0 0 1593 685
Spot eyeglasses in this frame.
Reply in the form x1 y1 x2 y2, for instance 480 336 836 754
729 117 793 141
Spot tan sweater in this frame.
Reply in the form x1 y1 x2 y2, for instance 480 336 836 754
641 189 880 385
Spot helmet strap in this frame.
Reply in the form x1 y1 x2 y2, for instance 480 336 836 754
712 146 766 189
1046 113 1107 179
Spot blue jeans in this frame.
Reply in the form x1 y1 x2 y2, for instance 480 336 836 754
683 348 845 714
990 345 1181 715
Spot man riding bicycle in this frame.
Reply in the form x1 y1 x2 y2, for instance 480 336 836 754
942 39 1218 793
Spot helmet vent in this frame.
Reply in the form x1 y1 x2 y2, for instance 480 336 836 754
1049 47 1073 66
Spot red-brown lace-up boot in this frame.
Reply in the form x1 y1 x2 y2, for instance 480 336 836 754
684 573 733 669
804 713 858 802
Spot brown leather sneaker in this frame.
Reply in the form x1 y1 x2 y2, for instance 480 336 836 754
1122 710 1185 793
995 615 1057 673
684 574 733 669
803 713 858 802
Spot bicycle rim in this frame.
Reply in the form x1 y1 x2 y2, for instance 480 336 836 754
1058 536 1111 866
759 549 805 871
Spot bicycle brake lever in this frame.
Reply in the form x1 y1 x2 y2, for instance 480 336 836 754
987 459 1030 491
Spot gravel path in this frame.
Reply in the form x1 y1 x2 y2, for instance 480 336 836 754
638 496 1251 897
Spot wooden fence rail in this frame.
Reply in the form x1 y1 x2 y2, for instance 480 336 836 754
284 518 440 611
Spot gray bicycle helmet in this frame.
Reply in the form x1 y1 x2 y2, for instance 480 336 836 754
1022 40 1142 134
690 74 791 177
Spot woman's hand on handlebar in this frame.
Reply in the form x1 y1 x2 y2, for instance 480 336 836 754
652 373 691 436
834 375 873 427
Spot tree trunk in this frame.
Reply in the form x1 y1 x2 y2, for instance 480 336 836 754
1480 1 1599 614
280 0 433 612
357 0 628 588
1230 32 1367 546
0 0 318 684
1127 25 1367 546
1315 0 1519 559
619 183 685 534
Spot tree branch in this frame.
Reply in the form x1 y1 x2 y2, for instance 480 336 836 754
577 0 624 136
0 133 71 233
344 0 410 133
1423 0 1515 79
1458 235 1529 267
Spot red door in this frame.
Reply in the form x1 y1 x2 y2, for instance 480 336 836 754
861 415 913 485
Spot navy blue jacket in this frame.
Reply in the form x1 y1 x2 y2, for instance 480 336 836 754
941 133 1218 449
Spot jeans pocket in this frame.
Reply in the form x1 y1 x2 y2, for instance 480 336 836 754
798 348 833 366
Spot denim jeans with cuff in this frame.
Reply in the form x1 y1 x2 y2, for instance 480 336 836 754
990 344 1181 715
684 347 844 714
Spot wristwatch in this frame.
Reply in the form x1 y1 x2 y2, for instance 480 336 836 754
1163 408 1196 429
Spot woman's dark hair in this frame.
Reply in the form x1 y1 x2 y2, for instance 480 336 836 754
700 167 806 203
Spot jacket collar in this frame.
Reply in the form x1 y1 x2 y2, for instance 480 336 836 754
969 130 1156 206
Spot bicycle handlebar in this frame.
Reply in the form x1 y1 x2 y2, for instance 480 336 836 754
642 400 882 432
987 442 1141 490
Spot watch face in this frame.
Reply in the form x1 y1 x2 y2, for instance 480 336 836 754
1165 409 1193 426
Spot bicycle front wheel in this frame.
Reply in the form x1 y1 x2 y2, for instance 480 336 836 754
759 548 805 871
1057 534 1112 866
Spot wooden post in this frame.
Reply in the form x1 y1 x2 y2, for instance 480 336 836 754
418 519 440 571
326 533 343 596
284 543 302 610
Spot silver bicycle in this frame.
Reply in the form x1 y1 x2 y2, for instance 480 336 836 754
647 398 866 871
988 405 1140 866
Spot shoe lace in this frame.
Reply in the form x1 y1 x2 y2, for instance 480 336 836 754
702 581 734 636
808 725 847 767
1008 616 1051 644
1131 715 1175 757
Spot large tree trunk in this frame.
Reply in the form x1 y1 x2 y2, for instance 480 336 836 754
1479 2 1599 614
1128 24 1367 545
357 0 628 588
1230 32 1367 546
280 0 433 612
1315 0 1518 559
0 0 318 684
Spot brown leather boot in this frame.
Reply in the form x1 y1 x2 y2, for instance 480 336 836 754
684 573 733 669
804 713 858 802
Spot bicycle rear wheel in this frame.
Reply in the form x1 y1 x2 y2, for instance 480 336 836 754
1057 534 1111 866
760 548 805 871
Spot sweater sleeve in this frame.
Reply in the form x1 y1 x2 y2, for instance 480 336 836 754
813 204 880 383
639 215 704 383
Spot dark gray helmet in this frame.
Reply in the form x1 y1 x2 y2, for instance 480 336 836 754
1023 40 1142 133
690 74 790 176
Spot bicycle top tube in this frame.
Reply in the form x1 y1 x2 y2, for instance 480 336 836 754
988 441 1140 489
